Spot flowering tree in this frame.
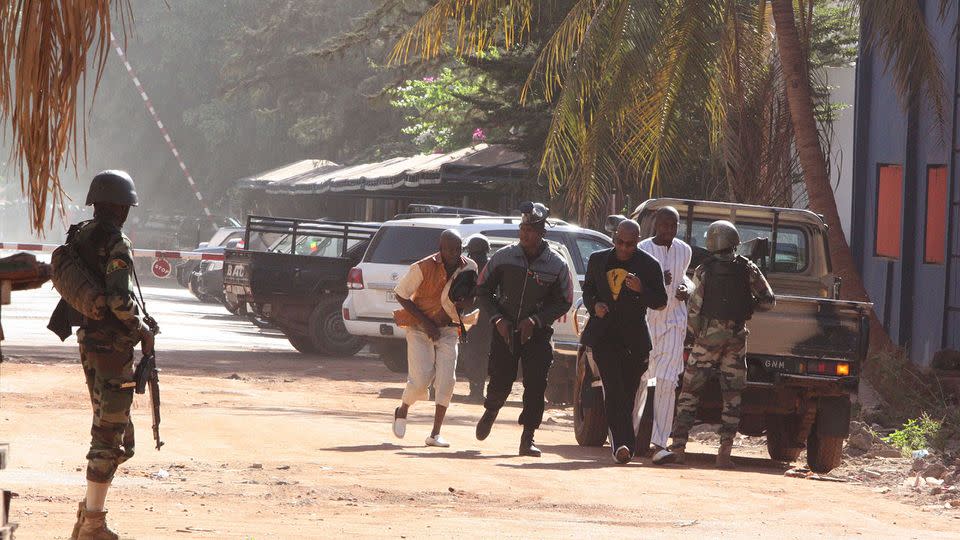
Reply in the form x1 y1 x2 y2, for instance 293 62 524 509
390 66 489 153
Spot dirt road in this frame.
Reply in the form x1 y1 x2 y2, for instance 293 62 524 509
0 285 956 538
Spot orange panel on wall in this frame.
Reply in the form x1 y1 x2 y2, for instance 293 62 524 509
875 165 903 259
925 166 948 264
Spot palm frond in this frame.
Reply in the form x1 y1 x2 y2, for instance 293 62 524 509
390 0 534 63
859 0 948 136
0 0 131 232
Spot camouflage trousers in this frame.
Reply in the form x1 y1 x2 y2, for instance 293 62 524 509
670 334 747 447
79 344 136 483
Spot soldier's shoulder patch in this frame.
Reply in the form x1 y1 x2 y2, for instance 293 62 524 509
106 258 129 274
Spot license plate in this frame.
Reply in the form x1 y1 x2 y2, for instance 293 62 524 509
386 291 397 303
759 357 800 373
225 263 246 279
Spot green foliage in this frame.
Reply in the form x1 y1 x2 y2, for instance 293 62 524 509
883 414 942 453
390 66 489 152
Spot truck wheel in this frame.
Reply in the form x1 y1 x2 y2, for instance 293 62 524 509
308 296 365 357
574 348 607 447
380 345 408 373
765 414 803 462
806 418 844 473
287 334 319 354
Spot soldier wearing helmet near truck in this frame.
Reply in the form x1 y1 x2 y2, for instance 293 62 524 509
59 171 155 540
669 220 775 468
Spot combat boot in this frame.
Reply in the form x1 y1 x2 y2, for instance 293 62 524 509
476 408 498 441
716 441 735 469
669 445 686 464
70 500 85 540
519 427 542 457
77 509 119 540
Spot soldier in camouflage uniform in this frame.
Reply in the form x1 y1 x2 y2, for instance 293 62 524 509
669 220 774 469
70 171 155 540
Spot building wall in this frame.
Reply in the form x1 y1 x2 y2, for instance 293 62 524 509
852 3 959 365
827 65 857 242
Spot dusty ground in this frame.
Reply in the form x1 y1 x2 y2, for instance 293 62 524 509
0 283 958 539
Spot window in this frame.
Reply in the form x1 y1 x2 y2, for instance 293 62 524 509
925 166 948 264
573 235 613 274
875 165 903 259
679 218 809 272
365 227 443 264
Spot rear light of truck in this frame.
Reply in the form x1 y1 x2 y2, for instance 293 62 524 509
343 307 351 321
347 267 364 289
836 362 850 376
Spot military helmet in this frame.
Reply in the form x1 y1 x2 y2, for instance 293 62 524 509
86 170 139 207
465 234 490 254
519 201 550 228
705 220 740 252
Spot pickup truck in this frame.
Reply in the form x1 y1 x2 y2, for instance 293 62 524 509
572 198 873 473
223 216 380 356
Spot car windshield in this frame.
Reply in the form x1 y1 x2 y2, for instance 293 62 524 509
365 227 444 264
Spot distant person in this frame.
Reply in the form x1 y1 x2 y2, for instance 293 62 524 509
670 220 775 468
391 229 478 447
636 206 692 465
581 219 667 464
474 202 573 457
62 171 156 539
462 234 492 402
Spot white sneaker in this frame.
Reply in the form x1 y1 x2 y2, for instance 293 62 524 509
652 448 677 465
425 434 450 447
392 408 406 439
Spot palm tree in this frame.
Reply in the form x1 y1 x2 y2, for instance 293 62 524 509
0 1 130 232
391 0 950 349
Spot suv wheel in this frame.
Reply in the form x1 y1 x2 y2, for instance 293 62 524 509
380 344 408 373
308 296 365 357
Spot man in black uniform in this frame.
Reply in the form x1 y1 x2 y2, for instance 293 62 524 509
462 234 492 402
474 203 573 457
581 219 667 464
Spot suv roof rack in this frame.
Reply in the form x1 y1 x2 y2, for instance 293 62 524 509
390 214 570 226
405 203 497 216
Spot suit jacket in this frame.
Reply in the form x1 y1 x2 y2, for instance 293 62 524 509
580 248 668 353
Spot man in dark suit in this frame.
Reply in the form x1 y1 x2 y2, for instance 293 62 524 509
581 219 667 464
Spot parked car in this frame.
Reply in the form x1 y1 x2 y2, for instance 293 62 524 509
572 198 873 474
176 227 244 288
223 216 380 355
341 213 612 377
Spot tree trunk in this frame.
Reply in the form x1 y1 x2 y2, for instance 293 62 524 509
770 0 895 353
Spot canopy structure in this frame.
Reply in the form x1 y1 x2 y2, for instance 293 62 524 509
243 144 526 196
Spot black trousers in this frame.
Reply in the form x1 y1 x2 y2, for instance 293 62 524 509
592 337 648 454
484 327 553 430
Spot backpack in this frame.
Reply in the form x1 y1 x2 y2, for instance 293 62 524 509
50 222 108 320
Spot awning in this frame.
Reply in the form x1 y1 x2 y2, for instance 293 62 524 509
247 144 528 196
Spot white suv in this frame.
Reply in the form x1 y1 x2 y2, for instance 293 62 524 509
341 214 612 375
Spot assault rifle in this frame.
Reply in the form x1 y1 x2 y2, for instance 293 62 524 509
134 315 163 450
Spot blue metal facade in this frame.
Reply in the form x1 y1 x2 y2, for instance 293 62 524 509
852 3 960 366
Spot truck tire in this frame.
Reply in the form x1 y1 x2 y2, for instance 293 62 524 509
574 348 607 447
287 334 319 354
806 417 844 473
765 414 803 462
380 344 408 373
308 296 365 357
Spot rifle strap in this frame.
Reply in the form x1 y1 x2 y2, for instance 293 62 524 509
129 258 152 322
